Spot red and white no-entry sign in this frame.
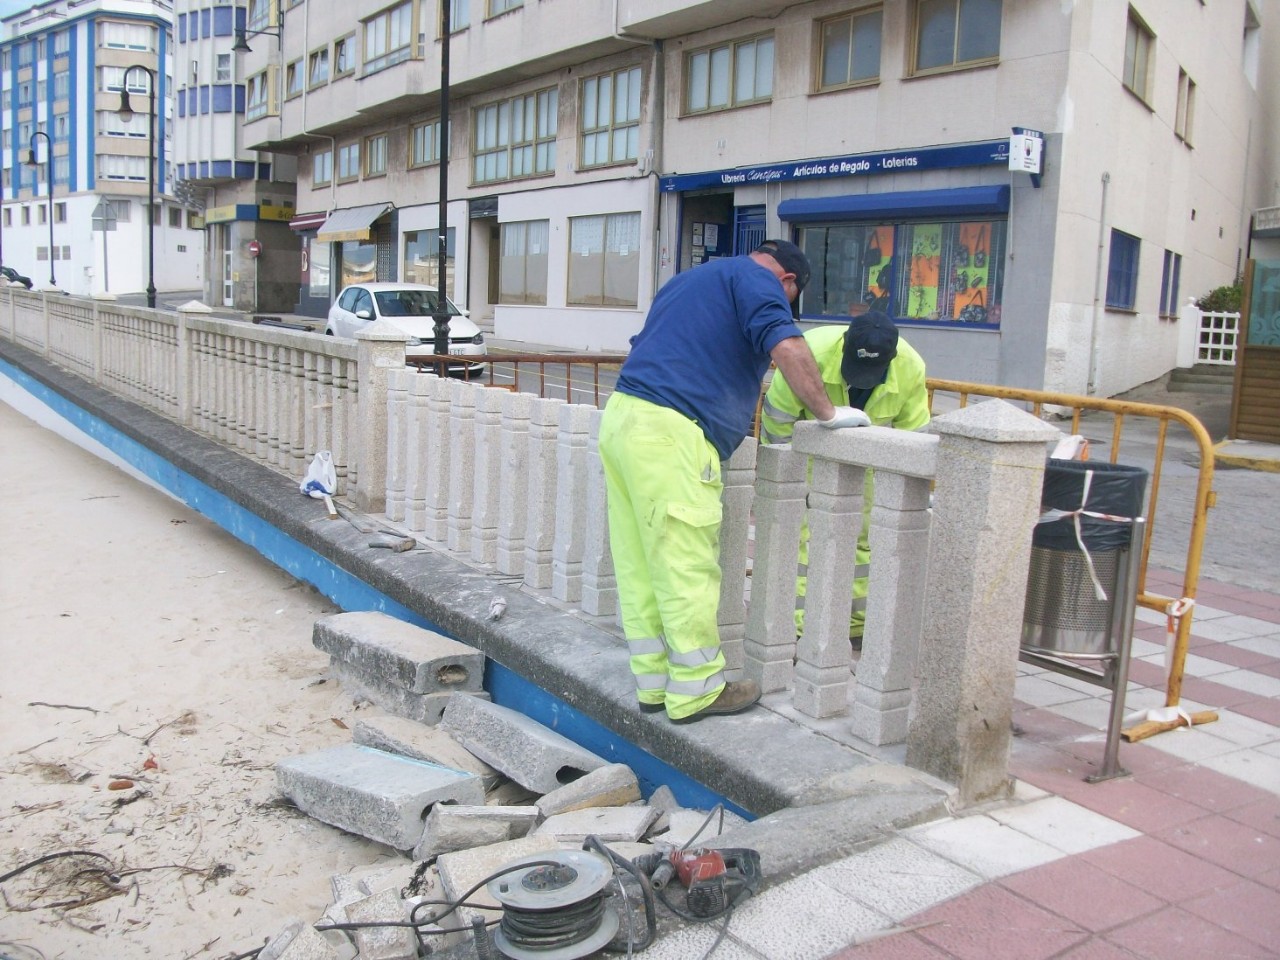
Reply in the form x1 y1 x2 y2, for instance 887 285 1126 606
247 240 262 257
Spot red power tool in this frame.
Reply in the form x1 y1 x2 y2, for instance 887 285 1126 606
646 847 761 918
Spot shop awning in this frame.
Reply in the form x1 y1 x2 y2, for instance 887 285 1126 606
778 185 1010 223
289 210 329 232
316 203 392 243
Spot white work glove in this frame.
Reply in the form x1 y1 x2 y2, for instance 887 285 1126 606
818 406 871 429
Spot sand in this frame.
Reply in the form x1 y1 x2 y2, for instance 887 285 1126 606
0 401 392 960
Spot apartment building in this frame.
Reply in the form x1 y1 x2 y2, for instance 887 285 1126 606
0 0 203 298
241 0 1276 397
171 0 297 310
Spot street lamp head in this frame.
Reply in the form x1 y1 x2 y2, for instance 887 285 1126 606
24 148 38 168
117 90 135 123
232 28 253 54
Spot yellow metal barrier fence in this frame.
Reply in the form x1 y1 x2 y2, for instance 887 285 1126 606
927 379 1217 710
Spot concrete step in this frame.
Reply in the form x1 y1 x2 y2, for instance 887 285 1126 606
1169 365 1234 394
1168 380 1234 395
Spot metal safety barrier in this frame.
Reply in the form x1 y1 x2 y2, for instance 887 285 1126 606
926 379 1217 710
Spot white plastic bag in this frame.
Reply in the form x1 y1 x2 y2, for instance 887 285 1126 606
300 450 337 498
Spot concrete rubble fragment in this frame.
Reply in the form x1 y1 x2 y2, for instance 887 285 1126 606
353 715 503 789
439 693 608 793
535 804 659 843
412 804 540 860
345 888 417 960
535 762 641 819
275 744 484 850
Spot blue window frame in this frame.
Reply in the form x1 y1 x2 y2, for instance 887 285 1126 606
1106 229 1140 310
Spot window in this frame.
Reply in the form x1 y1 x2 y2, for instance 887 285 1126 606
1106 229 1140 310
22 207 30 225
309 48 330 87
38 205 46 225
450 0 470 31
99 110 148 137
499 220 549 305
472 87 558 183
403 227 456 289
54 70 70 100
286 59 304 98
54 30 69 54
97 155 150 181
110 199 132 222
567 213 641 307
245 70 271 121
363 2 413 73
489 0 522 15
685 35 773 114
365 134 388 176
169 206 183 227
795 219 1007 326
308 239 331 297
1175 68 1196 143
215 53 231 83
912 0 1001 74
1159 250 1182 318
580 66 641 168
313 150 333 185
247 0 271 32
410 119 444 166
1123 9 1153 101
819 9 883 90
55 202 67 223
100 21 153 51
54 115 69 139
334 34 355 76
337 141 360 180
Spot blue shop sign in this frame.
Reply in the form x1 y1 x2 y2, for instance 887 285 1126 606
659 139 1010 193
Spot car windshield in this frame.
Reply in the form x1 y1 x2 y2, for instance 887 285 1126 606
374 289 463 318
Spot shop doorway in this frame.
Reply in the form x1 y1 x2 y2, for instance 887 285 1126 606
1229 258 1280 442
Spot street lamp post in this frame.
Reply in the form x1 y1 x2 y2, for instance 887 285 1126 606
117 64 157 308
432 0 453 360
25 131 55 288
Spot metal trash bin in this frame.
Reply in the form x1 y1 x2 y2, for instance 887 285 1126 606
1021 460 1148 658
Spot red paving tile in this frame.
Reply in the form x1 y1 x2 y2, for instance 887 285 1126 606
1191 642 1279 670
1058 776 1210 833
1051 938 1153 959
1082 836 1243 903
1177 676 1263 709
1251 658 1280 679
1156 815 1280 879
1139 763 1275 814
1223 797 1280 839
1230 696 1280 727
998 858 1165 932
1103 904 1271 959
1124 659 1168 688
912 885 1089 960
1180 877 1280 951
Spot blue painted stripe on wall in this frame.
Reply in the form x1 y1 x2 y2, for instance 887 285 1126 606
0 359 748 818
85 20 95 190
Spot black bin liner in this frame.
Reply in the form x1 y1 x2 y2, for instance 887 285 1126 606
1033 460 1148 552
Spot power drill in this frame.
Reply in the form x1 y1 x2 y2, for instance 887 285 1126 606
640 847 762 918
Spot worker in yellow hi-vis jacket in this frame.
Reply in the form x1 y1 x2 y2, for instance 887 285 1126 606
760 311 930 643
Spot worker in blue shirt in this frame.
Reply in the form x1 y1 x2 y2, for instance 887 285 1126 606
599 240 870 722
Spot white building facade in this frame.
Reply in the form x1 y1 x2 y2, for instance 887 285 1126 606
239 0 1277 396
0 0 204 299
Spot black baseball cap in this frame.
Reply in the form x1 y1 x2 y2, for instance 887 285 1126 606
842 311 899 388
755 239 811 319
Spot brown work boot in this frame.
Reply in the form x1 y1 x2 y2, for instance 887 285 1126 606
672 680 761 723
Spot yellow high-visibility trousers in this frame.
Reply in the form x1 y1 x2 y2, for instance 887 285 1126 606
599 392 726 720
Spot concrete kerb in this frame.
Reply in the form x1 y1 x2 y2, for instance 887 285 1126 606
0 337 953 872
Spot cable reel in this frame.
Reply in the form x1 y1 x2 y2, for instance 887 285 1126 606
487 850 620 960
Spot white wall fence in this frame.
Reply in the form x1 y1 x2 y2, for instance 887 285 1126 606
2 289 1058 806
1177 299 1241 368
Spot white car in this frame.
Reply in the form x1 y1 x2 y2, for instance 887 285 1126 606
326 282 487 375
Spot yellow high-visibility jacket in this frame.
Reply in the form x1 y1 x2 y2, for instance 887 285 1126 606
761 324 930 443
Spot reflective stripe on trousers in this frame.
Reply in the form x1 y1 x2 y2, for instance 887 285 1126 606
599 393 727 720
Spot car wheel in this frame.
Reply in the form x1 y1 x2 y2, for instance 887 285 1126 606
324 327 335 336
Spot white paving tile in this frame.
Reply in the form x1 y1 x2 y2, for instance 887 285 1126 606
811 838 982 923
643 924 763 960
1042 671 1110 695
1210 668 1280 698
1013 780 1051 802
1139 726 1248 762
1229 636 1280 658
1193 619 1268 643
1128 637 1167 659
720 872 889 960
1257 741 1280 760
907 815 1064 879
1015 674 1094 708
987 796 1140 855
1177 653 1242 678
1185 604 1233 622
1135 607 1167 626
1047 697 1113 730
1200 711 1279 747
1208 614 1280 638
1199 750 1280 795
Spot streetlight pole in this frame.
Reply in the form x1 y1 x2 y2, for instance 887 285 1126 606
432 0 452 360
117 64 157 309
25 130 55 287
